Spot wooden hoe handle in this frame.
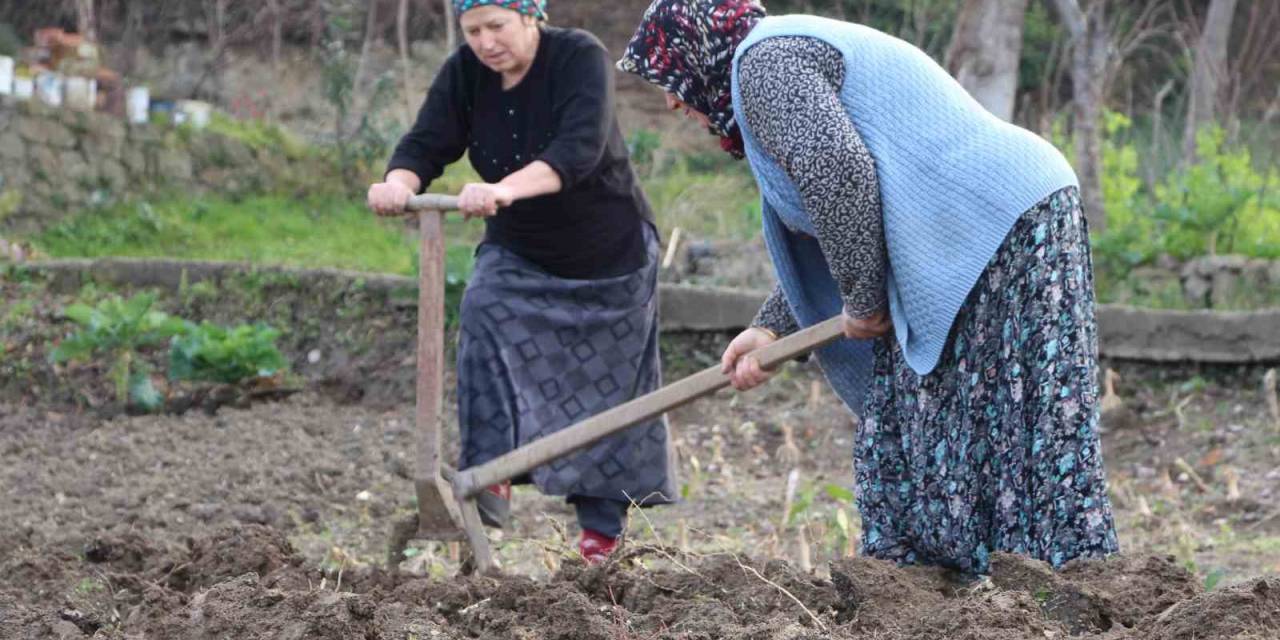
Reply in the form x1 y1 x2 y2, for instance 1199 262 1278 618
452 316 847 499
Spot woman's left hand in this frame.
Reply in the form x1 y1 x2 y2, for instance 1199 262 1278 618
457 183 515 219
843 307 892 340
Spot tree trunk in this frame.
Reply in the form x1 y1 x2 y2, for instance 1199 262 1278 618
1183 0 1238 161
268 0 283 71
398 0 415 125
207 0 226 50
76 0 96 41
1052 0 1109 233
945 0 1029 121
353 0 381 98
121 0 144 74
443 0 457 51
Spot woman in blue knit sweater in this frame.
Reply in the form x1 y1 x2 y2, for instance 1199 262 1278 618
620 0 1119 575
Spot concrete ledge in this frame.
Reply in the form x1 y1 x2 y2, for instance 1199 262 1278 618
658 283 768 332
1097 305 1280 363
13 258 1280 363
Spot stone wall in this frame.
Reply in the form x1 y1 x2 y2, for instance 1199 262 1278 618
19 258 1280 364
0 97 331 235
1180 256 1280 309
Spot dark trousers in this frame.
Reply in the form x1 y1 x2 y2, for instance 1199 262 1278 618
570 495 629 538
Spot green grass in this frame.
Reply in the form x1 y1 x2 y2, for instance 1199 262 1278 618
34 188 485 279
37 193 420 274
627 130 764 242
27 135 765 284
638 155 762 242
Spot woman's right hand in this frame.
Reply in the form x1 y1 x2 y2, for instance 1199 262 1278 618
720 327 780 391
367 181 415 217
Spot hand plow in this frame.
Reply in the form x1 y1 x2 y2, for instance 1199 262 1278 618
400 193 847 573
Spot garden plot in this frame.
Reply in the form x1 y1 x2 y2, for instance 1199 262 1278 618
3 268 1280 639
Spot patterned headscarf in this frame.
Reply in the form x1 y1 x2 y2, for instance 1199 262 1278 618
617 0 766 157
453 0 547 20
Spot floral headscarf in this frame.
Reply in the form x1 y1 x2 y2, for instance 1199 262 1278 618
617 0 766 157
453 0 547 20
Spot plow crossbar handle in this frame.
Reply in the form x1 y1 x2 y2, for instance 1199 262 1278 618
452 316 847 499
406 194 461 212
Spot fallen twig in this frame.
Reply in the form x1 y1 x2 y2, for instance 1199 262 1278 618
730 556 828 633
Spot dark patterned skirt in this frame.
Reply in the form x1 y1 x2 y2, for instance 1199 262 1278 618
455 223 674 505
855 186 1119 575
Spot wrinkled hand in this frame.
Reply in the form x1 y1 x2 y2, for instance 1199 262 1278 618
843 307 892 340
720 327 779 391
458 183 514 219
367 181 414 217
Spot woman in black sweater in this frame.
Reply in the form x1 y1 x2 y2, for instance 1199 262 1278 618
368 0 672 564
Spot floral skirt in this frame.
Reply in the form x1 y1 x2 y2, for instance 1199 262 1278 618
855 186 1119 575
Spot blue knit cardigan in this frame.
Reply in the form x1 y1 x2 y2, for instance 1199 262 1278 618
731 15 1079 413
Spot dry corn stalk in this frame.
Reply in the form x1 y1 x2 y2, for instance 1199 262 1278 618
1264 369 1278 432
1173 457 1211 493
662 227 683 270
775 423 802 468
780 468 800 531
1222 466 1241 502
710 434 731 478
1137 495 1153 517
796 525 813 573
807 380 823 410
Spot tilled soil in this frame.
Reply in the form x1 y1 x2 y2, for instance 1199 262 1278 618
4 520 1278 639
4 268 1280 639
3 391 1279 639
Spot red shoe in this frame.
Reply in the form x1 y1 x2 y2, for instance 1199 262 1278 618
486 481 511 501
578 529 618 565
476 481 510 529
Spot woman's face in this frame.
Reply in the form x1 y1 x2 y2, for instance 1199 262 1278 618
665 92 711 128
460 6 540 75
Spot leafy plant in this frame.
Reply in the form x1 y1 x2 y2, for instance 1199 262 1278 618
50 293 186 409
627 129 662 178
1153 127 1280 259
787 481 859 557
169 322 288 384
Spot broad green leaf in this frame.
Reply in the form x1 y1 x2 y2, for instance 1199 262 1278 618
825 484 856 504
129 372 163 412
63 304 95 326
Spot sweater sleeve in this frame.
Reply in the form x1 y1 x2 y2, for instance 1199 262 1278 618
385 52 470 191
738 37 888 319
535 39 614 189
751 284 800 337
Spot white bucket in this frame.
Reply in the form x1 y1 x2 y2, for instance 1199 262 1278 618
35 72 63 107
177 99 212 129
13 76 33 100
0 56 13 96
126 87 150 124
65 76 97 111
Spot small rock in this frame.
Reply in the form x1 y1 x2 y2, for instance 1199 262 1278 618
232 504 270 524
188 503 221 521
308 349 322 364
